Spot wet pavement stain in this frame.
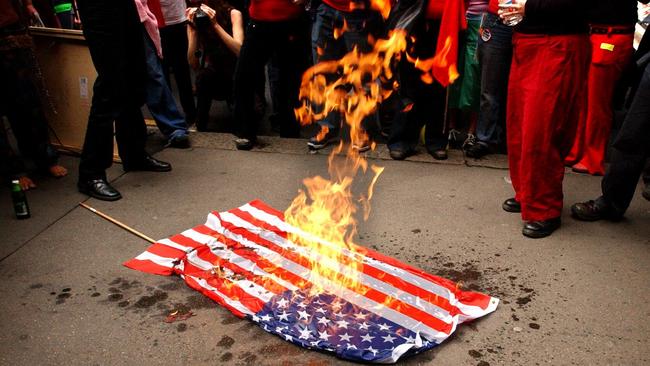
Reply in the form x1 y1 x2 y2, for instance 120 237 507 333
108 293 123 302
29 283 43 289
220 352 233 362
469 350 483 359
217 335 235 348
176 323 187 332
238 352 257 365
134 290 168 308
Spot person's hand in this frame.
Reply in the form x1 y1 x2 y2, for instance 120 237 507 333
18 176 36 190
186 7 197 23
25 4 39 19
200 4 218 25
498 0 526 21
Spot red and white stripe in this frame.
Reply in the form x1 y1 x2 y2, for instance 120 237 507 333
125 200 499 343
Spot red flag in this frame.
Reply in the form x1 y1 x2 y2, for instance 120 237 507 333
431 0 466 86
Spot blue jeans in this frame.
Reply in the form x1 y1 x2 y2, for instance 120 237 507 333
310 3 379 130
476 12 512 146
142 28 188 140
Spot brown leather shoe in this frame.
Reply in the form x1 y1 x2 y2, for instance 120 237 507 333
571 199 620 221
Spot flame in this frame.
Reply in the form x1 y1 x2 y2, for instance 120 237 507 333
369 0 391 19
287 30 410 294
333 19 349 40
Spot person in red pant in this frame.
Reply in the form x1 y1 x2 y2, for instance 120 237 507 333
565 0 647 176
499 0 589 238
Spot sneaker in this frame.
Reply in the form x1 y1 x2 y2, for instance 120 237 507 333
307 128 339 150
167 134 190 149
465 141 491 158
447 129 464 149
462 133 477 151
352 140 371 152
234 138 254 150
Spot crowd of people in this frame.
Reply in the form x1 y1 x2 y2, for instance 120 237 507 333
1 0 649 238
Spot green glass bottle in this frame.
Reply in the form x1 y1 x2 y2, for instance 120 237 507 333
11 180 31 219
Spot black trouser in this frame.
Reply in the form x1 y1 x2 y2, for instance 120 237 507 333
600 62 650 215
0 44 59 174
388 19 447 151
76 0 147 181
160 22 197 123
195 65 233 131
233 17 310 140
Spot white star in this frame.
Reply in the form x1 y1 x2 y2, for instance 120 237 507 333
382 334 396 343
378 323 391 331
318 330 330 341
251 315 260 322
317 316 331 326
334 311 346 318
297 310 310 321
260 314 272 322
366 346 378 355
310 341 320 347
346 343 358 350
354 312 368 320
358 322 370 330
298 327 311 340
339 333 353 342
402 335 416 343
360 333 375 343
284 334 293 342
275 326 288 333
278 310 290 321
336 319 349 329
297 302 308 308
276 298 289 308
315 307 327 314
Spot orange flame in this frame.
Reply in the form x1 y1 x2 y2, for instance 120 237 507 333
369 0 391 19
287 31 409 294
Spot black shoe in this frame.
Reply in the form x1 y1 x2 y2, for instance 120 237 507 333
502 198 521 213
389 147 414 160
167 134 190 149
427 148 448 160
571 199 619 221
465 141 491 159
123 155 172 172
234 138 255 150
522 217 561 239
307 128 339 150
78 179 122 201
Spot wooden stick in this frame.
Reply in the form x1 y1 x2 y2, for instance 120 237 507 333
79 202 156 243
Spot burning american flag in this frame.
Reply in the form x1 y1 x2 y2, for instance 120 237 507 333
125 200 498 363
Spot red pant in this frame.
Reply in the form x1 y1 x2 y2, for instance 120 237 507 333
507 33 589 221
566 30 634 175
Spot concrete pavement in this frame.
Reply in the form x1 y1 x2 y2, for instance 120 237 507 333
1 134 649 365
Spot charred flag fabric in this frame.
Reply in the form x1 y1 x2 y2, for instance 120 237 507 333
125 200 499 363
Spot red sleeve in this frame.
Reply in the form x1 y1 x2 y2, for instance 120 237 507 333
147 0 166 27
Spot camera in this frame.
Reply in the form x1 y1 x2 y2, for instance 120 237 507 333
192 7 212 32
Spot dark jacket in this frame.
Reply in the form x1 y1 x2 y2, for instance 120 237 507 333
516 0 589 34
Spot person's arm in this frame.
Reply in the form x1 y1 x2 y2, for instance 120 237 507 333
186 7 201 70
200 4 244 56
